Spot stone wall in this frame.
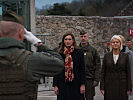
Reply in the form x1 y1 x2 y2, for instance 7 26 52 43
36 16 133 55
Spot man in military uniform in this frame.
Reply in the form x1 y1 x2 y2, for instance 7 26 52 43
127 38 133 51
0 10 64 100
119 35 133 96
79 31 101 100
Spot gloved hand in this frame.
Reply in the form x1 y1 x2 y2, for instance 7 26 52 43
93 81 99 87
24 28 42 45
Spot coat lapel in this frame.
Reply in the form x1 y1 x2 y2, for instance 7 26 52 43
116 52 122 65
110 52 115 65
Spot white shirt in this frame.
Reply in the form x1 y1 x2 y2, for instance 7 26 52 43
113 54 119 64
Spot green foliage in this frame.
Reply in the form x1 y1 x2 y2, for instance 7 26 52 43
47 3 72 15
36 0 132 16
78 8 86 16
93 2 103 13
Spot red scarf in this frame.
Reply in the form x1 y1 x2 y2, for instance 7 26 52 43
64 46 74 82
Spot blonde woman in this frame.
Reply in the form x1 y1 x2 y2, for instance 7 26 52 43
100 35 132 100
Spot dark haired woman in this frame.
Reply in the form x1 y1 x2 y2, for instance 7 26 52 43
53 33 85 100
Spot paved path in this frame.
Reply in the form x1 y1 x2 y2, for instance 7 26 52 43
37 84 133 100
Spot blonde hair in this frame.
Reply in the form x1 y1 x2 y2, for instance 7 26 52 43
110 35 123 51
119 35 125 45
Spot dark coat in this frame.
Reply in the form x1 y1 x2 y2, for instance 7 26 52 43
100 52 132 100
53 49 86 100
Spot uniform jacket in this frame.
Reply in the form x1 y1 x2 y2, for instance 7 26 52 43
100 51 132 100
124 46 133 84
79 43 101 82
128 47 133 52
0 38 64 100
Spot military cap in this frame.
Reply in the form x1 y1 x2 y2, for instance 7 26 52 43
127 37 132 41
2 10 24 25
80 30 87 35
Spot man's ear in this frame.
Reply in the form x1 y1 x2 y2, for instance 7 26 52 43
18 29 24 41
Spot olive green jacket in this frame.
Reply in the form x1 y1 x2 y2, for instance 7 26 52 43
0 37 64 82
79 43 101 82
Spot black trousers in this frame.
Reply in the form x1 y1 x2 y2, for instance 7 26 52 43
85 79 95 100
